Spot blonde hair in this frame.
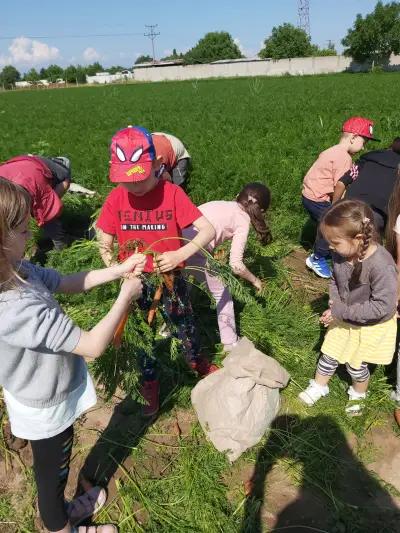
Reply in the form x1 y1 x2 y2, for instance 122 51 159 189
320 200 376 289
0 178 31 291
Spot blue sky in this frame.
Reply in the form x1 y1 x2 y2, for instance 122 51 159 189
0 0 384 71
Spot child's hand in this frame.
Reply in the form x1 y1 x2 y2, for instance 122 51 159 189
320 309 333 327
253 277 263 293
118 254 146 278
118 277 143 303
156 251 183 273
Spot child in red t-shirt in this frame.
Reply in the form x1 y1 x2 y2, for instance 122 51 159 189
97 126 216 416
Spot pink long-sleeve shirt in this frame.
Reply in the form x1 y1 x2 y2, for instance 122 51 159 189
198 201 257 284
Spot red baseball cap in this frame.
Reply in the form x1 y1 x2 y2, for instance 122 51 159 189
109 126 156 183
342 117 379 141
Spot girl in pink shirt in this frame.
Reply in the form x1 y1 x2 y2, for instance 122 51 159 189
184 183 271 351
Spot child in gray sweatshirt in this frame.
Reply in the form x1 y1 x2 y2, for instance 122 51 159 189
0 178 145 533
299 200 397 416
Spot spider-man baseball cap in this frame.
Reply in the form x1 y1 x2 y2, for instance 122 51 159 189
342 117 379 141
109 126 156 183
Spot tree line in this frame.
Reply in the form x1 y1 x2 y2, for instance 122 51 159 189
1 1 399 89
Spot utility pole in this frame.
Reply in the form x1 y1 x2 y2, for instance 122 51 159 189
298 0 310 37
144 24 160 62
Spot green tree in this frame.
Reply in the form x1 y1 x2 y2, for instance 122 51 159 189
135 55 153 64
0 65 20 89
161 48 183 61
108 65 126 74
45 64 64 82
310 43 337 56
24 68 40 82
63 64 87 84
342 1 400 63
184 32 243 64
86 62 103 76
259 23 313 59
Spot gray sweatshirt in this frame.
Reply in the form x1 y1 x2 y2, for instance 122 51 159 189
0 261 84 408
330 244 398 326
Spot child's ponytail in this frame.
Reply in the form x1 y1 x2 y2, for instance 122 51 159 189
349 216 374 289
0 178 31 290
236 183 272 245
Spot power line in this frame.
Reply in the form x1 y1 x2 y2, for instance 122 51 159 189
298 0 311 37
0 32 144 41
144 25 160 62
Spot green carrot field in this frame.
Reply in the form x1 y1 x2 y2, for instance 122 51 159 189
1 73 400 532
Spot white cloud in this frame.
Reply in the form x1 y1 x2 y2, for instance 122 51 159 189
83 47 101 62
0 37 60 66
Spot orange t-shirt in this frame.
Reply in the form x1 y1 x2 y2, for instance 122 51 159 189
152 134 177 172
302 144 352 202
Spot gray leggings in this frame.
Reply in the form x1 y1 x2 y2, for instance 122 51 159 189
317 353 370 382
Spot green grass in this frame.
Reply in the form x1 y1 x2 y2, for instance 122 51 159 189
1 72 400 532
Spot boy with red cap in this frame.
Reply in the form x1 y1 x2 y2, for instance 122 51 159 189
302 117 378 278
96 126 215 416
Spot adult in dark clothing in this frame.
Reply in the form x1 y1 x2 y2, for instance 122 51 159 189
332 138 400 233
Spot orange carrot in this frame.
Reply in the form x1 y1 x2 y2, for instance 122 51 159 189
162 272 175 292
113 309 130 348
147 284 163 325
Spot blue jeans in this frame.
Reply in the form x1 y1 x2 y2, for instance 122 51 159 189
302 196 331 258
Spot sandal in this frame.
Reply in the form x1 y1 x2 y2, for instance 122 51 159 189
72 526 118 533
67 486 107 526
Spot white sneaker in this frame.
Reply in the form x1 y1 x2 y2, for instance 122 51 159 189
299 379 329 406
390 390 400 403
345 386 366 416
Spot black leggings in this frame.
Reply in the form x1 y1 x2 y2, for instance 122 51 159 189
30 425 74 531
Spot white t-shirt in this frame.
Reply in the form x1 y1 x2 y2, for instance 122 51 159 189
394 214 400 234
3 370 97 440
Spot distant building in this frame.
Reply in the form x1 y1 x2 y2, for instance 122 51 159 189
86 70 135 84
15 81 32 88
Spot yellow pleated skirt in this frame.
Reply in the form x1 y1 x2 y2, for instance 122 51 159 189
321 316 397 369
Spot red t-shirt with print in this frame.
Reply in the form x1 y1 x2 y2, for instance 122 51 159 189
97 180 202 272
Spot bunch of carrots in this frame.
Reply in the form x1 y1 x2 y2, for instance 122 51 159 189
113 242 175 348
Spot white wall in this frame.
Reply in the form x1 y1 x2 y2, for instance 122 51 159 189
133 54 400 82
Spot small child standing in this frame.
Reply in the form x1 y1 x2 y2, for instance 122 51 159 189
302 117 378 278
183 183 271 351
0 178 145 532
299 200 398 415
96 126 215 417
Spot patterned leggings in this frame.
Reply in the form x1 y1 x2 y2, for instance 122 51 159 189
30 425 74 531
138 273 200 378
317 353 370 382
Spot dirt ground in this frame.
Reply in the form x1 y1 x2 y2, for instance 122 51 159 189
1 249 400 532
